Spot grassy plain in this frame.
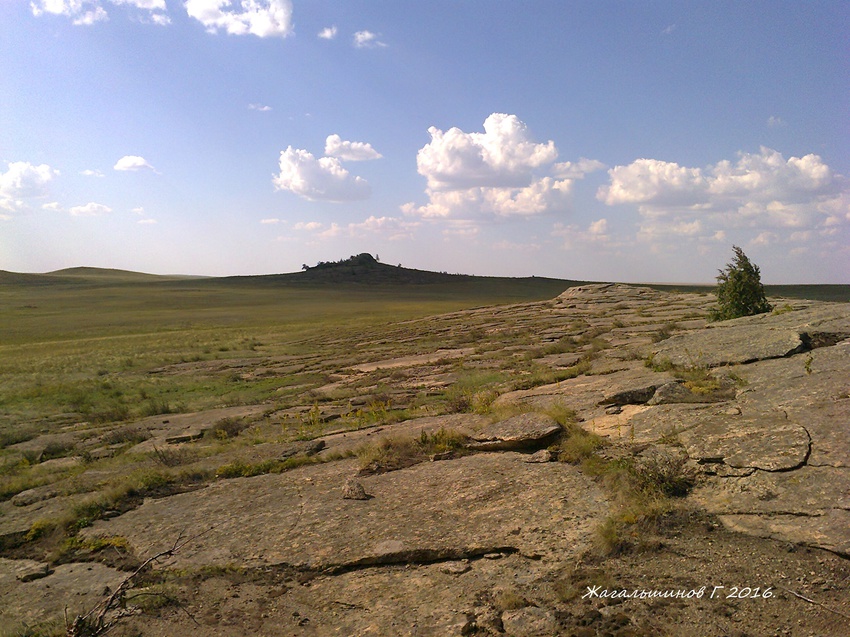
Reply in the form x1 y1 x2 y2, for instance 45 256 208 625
0 265 579 440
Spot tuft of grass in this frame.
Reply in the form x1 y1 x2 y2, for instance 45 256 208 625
632 448 697 498
356 428 469 475
493 588 530 612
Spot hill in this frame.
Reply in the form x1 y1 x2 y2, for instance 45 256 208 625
1 254 847 301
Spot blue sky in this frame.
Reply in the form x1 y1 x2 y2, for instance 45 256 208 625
1 1 848 283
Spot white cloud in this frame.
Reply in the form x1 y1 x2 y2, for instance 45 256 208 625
42 202 64 212
662 24 677 35
293 221 322 231
274 147 371 202
112 0 166 9
131 206 145 214
552 158 606 179
353 30 386 48
767 115 786 128
406 114 570 220
417 113 558 191
750 231 778 246
595 147 849 254
600 147 834 209
31 0 168 25
114 155 157 172
80 169 105 177
404 178 571 219
324 134 382 161
588 218 608 236
318 25 337 40
0 161 58 199
137 218 157 224
291 216 418 241
599 158 706 206
260 218 280 224
70 202 112 216
185 0 293 38
249 103 272 112
349 215 418 240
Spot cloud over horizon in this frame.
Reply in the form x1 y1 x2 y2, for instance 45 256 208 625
598 147 848 250
0 161 58 213
405 113 570 220
273 146 371 202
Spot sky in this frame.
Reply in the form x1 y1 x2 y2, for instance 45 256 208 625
1 1 848 283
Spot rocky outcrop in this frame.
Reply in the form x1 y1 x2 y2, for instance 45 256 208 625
467 413 562 451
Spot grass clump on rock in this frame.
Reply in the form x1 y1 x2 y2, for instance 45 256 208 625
356 428 469 475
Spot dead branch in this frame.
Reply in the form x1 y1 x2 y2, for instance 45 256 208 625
65 530 194 637
779 586 850 620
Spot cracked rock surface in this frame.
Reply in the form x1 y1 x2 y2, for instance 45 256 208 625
3 282 849 636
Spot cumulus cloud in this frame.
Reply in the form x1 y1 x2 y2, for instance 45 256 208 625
552 158 606 179
597 147 849 252
1 161 58 199
31 0 168 25
273 147 371 202
405 114 570 220
80 169 105 177
1 161 58 213
597 147 838 225
291 216 418 241
249 103 272 112
318 25 337 39
599 158 706 206
324 134 382 161
70 202 112 216
185 0 293 37
114 155 157 172
417 113 558 191
353 30 386 48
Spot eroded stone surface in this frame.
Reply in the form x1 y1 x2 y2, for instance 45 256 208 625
83 454 607 571
652 326 804 367
467 413 562 451
679 417 810 471
0 559 125 634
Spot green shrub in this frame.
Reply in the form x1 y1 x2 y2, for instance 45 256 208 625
709 246 772 321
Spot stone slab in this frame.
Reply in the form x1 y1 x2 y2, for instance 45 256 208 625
83 455 607 571
679 416 810 471
468 413 562 451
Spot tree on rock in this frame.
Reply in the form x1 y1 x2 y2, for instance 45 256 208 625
709 246 772 321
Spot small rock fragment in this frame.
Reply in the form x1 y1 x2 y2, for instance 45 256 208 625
439 561 471 575
342 479 369 500
523 449 553 463
501 606 559 636
17 563 52 583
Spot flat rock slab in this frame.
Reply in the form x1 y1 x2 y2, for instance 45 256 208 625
693 466 850 517
0 559 126 633
679 416 810 471
350 348 474 372
83 454 606 571
652 326 804 367
719 509 850 556
467 413 562 451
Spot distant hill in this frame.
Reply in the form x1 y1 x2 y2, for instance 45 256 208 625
1 255 847 302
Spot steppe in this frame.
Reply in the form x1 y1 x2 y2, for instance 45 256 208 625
1 255 848 636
